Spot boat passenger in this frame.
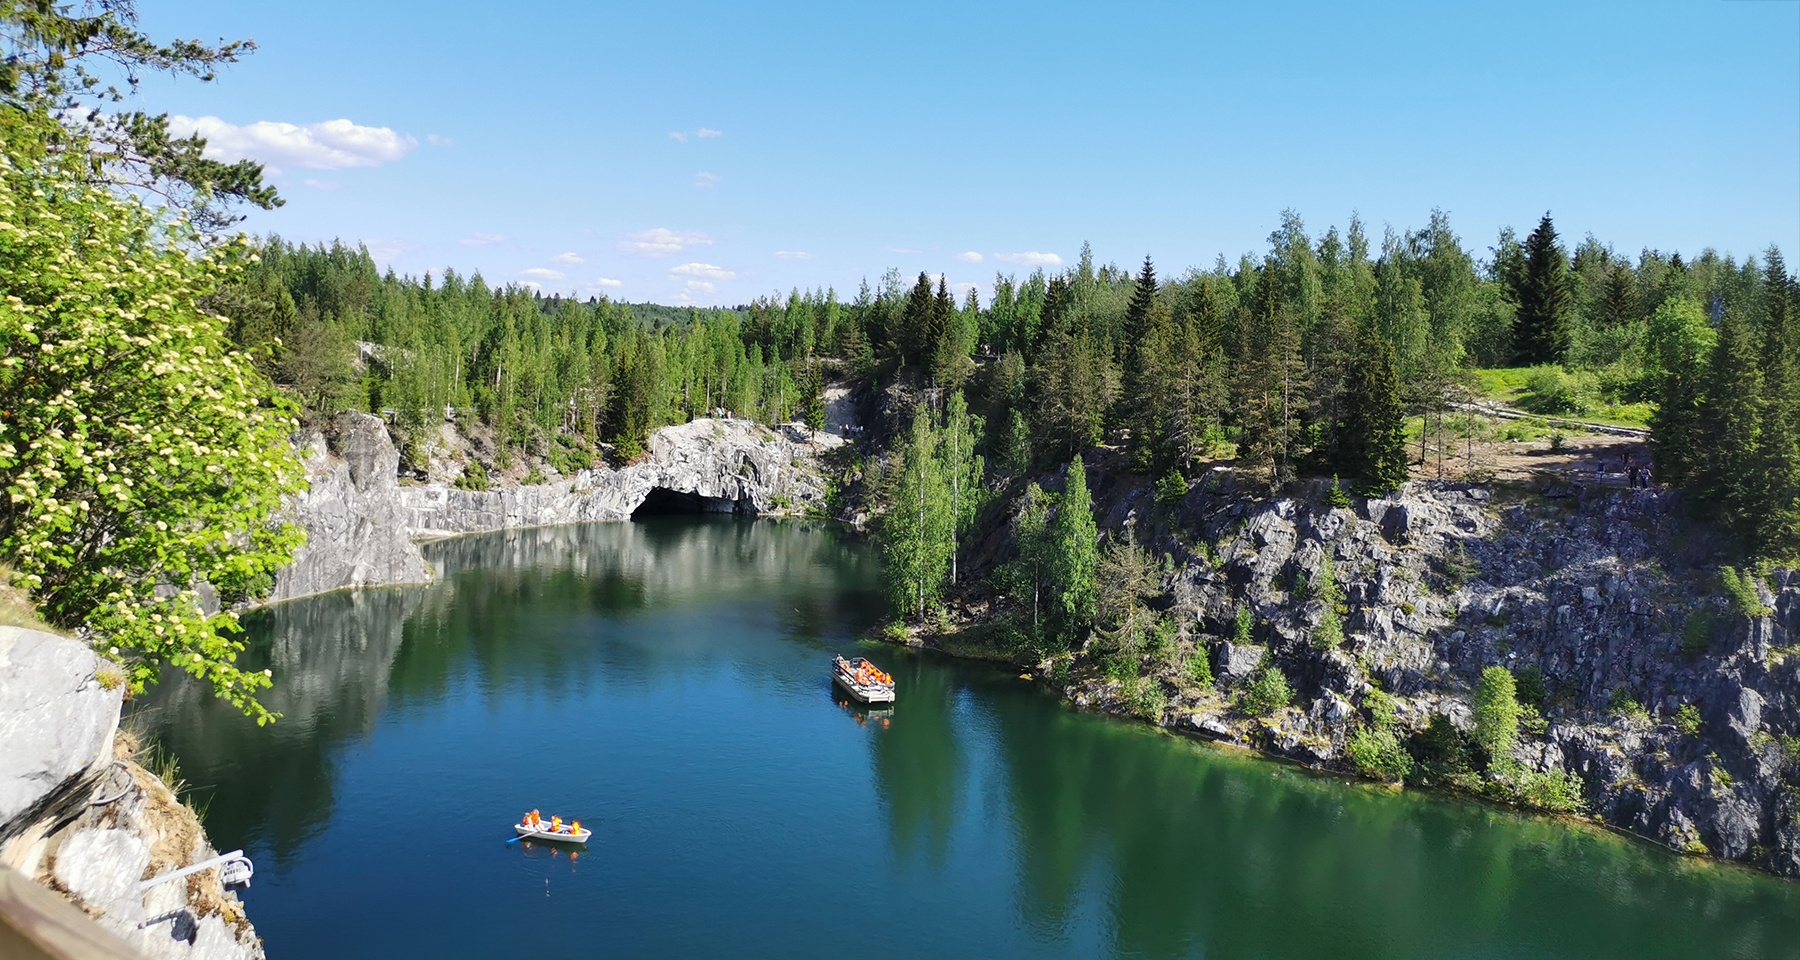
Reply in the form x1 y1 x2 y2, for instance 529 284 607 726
571 820 582 834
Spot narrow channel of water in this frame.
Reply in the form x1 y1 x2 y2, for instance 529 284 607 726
135 517 1800 959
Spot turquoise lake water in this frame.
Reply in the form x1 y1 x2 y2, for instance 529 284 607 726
136 517 1800 959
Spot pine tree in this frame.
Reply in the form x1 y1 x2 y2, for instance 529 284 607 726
1512 213 1573 364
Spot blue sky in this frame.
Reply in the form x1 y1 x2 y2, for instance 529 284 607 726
132 0 1799 306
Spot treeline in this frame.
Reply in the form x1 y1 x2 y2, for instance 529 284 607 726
218 239 859 462
864 212 1797 632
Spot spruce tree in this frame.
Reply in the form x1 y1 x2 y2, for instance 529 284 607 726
1752 251 1800 558
1647 297 1714 494
1338 329 1408 494
1699 308 1765 550
1512 213 1573 364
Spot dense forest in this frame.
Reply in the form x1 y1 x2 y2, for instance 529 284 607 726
228 211 1800 578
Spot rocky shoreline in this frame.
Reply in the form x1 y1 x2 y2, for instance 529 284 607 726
894 465 1800 880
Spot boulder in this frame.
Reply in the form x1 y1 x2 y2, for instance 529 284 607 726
0 627 123 832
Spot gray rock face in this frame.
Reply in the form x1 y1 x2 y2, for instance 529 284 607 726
1005 472 1800 878
265 414 434 604
0 626 123 832
0 629 264 959
270 416 839 603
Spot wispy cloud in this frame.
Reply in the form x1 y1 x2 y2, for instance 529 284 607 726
553 251 585 265
620 227 715 258
168 115 416 174
696 128 723 139
460 232 506 247
361 239 414 267
669 127 724 142
669 131 689 142
773 251 814 260
994 251 1063 266
694 171 720 189
426 133 453 147
520 267 566 281
669 262 737 282
592 277 624 289
302 178 342 191
955 251 983 263
884 245 922 255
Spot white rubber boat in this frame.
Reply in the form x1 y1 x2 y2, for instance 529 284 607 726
833 655 896 704
514 822 592 843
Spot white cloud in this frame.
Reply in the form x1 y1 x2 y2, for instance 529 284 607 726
361 239 414 267
518 280 543 292
994 251 1063 266
168 115 416 173
682 280 717 295
696 128 723 138
426 133 453 147
302 178 342 191
620 227 715 257
520 267 566 281
955 251 983 263
669 262 736 282
885 245 922 255
773 251 814 260
553 251 585 265
668 131 689 142
593 277 624 289
671 128 724 142
460 232 506 247
694 171 720 188
951 281 981 303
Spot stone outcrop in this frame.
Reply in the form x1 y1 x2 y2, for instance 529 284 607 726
269 414 839 604
0 627 123 831
0 629 263 959
962 466 1800 879
266 413 433 604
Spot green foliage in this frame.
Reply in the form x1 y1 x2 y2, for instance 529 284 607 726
522 467 546 486
1154 470 1188 507
0 111 305 722
1336 328 1408 494
1489 758 1588 813
1232 605 1254 645
1719 565 1773 618
1408 713 1478 790
1674 703 1702 736
1094 536 1161 656
1608 688 1649 722
1047 456 1099 644
1310 553 1346 649
1517 365 1596 416
1347 726 1414 782
1510 214 1573 365
1240 661 1293 716
877 402 953 623
1326 475 1352 508
454 460 491 491
1682 607 1718 656
1473 666 1521 765
1513 665 1546 710
1363 688 1398 728
1185 644 1215 688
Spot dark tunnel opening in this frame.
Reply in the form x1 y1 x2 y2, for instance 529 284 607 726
630 487 747 518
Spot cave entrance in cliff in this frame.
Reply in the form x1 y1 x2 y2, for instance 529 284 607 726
631 487 745 518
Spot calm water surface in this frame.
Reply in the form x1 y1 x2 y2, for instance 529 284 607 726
137 517 1800 959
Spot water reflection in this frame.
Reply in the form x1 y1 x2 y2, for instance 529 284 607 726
133 519 1800 960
